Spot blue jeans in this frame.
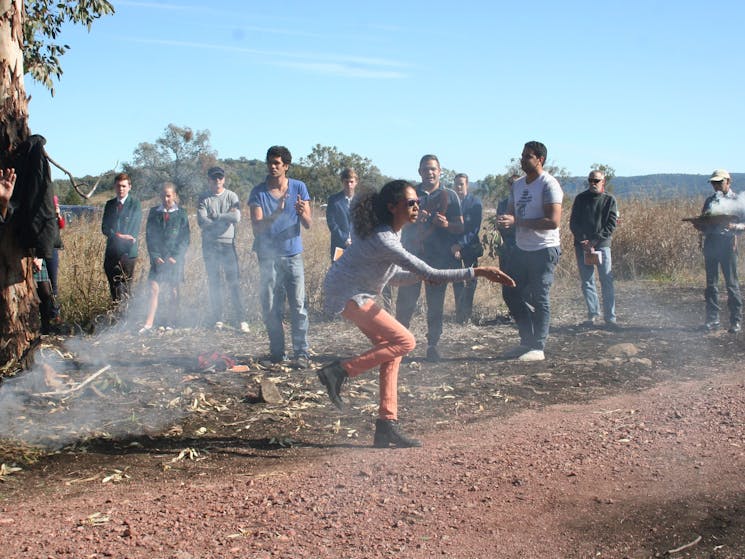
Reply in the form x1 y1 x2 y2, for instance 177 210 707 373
259 254 309 358
574 245 616 323
704 236 742 324
502 246 560 351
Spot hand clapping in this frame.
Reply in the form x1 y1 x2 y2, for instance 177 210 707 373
294 194 307 216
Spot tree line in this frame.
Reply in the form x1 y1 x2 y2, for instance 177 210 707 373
56 123 565 208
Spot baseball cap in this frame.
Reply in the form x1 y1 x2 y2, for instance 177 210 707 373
207 166 225 179
709 169 731 182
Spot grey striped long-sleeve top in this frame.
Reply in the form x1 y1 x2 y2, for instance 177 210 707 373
323 224 474 315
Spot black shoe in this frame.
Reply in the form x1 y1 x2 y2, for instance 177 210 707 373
581 316 598 328
605 320 621 332
729 322 742 334
259 353 287 367
316 361 348 409
373 419 422 448
704 321 721 332
425 345 441 362
293 354 311 369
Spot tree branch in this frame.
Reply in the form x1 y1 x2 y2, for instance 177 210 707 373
44 150 104 199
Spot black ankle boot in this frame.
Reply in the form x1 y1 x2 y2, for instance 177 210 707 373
316 361 348 409
373 419 422 448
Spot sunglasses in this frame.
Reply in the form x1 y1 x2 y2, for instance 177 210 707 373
405 198 421 207
588 179 602 184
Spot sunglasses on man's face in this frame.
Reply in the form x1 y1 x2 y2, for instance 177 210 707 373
405 198 421 207
588 179 602 184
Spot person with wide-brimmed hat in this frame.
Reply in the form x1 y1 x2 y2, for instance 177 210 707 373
694 169 744 333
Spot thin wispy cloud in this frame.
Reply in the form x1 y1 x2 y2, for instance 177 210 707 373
235 24 330 40
276 61 406 79
120 36 409 78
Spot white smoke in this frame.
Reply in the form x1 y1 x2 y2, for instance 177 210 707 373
0 327 194 449
707 192 745 217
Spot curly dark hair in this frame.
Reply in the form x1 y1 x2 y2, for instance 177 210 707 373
266 145 292 165
351 180 413 239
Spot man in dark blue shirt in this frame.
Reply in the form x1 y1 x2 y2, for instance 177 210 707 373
450 173 482 324
326 168 357 261
396 154 464 361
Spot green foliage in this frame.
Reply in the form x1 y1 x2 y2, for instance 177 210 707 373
439 167 456 189
24 0 115 93
57 179 83 205
479 173 511 205
293 144 388 201
52 170 118 205
479 156 572 205
220 157 268 202
124 124 217 204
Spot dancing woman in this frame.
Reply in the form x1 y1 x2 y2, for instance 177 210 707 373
318 180 515 448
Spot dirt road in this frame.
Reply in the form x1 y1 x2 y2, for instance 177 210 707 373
1 281 744 558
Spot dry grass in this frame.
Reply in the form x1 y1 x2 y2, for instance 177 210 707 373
601 197 703 282
54 196 730 328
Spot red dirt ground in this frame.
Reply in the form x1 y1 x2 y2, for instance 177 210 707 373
1 281 744 558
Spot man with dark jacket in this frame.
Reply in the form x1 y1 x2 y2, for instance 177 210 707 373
326 167 357 261
450 173 482 324
396 154 464 362
101 172 141 305
569 170 618 329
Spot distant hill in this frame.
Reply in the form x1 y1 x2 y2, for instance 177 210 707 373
562 173 745 200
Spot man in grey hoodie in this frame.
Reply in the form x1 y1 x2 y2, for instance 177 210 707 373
197 166 248 331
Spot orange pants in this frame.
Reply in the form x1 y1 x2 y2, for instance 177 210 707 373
340 299 416 420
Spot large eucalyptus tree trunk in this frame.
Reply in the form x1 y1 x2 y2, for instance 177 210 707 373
0 0 37 371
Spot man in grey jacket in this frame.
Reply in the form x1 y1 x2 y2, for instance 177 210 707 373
197 166 248 331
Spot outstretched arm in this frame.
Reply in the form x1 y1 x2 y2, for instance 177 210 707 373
474 266 516 287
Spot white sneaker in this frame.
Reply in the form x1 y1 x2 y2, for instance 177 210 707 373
517 349 545 362
138 326 152 335
239 321 250 333
502 345 529 359
214 321 224 330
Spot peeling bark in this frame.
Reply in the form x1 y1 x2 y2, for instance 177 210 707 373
0 223 37 370
0 0 34 370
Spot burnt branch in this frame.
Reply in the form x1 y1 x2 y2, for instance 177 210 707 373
44 151 104 199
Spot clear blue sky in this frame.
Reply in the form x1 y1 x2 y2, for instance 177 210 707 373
26 0 745 183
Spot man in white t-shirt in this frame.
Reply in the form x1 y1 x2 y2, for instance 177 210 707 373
497 141 563 361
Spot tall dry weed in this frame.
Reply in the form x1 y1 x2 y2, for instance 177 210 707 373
55 196 730 328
